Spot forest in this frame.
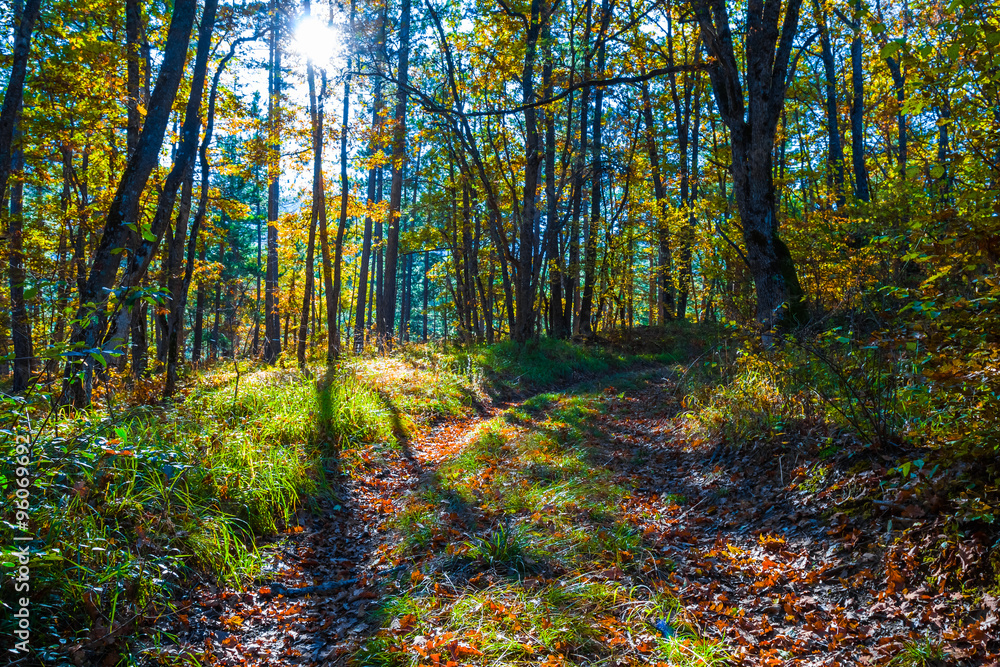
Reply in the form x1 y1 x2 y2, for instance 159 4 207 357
1 0 999 663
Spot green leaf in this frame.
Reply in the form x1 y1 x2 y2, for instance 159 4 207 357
22 286 38 300
931 164 945 179
880 41 903 60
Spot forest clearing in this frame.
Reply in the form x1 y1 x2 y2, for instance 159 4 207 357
1 0 999 664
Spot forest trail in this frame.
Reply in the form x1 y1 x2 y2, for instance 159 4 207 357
156 368 1000 666
153 378 512 665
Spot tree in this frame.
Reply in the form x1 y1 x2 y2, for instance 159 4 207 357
63 0 198 406
691 0 807 333
263 0 283 364
0 0 42 393
378 0 412 346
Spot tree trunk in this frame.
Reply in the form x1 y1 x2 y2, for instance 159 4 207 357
640 80 673 324
848 0 869 201
63 0 198 406
164 33 242 396
814 0 846 207
353 89 380 353
0 0 41 393
422 251 429 341
125 0 142 158
263 0 283 364
192 244 206 363
379 0 411 346
330 25 353 360
297 169 319 368
578 0 611 337
103 0 217 373
692 0 806 334
512 0 544 343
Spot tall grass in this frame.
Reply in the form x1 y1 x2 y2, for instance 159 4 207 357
0 363 400 660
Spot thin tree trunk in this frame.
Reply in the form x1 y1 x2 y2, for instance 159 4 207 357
297 177 319 368
330 0 354 360
1 0 41 393
379 0 411 346
814 0 846 207
640 80 673 323
192 244 207 363
849 0 869 201
579 0 611 337
263 0 283 364
565 0 593 335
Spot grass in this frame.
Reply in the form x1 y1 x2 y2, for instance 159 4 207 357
0 351 491 663
889 637 950 666
441 334 694 398
0 333 719 663
363 369 728 666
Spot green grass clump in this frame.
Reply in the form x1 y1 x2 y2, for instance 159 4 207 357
889 637 949 667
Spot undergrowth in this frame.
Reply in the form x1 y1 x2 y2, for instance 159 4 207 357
0 353 486 662
363 371 729 666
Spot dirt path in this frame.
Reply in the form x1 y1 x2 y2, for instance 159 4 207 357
152 370 999 666
592 379 997 665
152 404 503 666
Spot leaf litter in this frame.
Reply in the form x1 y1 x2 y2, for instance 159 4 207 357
151 370 1000 666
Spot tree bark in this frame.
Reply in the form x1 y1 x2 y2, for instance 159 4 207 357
578 0 611 337
814 0 846 208
691 0 807 334
640 80 673 324
379 0 412 346
263 0 283 364
102 0 217 373
0 0 41 393
848 0 869 202
330 0 354 361
354 81 381 353
63 0 197 406
164 32 245 396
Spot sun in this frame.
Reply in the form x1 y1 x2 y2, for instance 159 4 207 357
293 16 341 66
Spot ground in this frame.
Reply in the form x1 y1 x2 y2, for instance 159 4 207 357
144 363 1000 667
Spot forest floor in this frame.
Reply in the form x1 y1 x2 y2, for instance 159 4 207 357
146 358 1000 667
